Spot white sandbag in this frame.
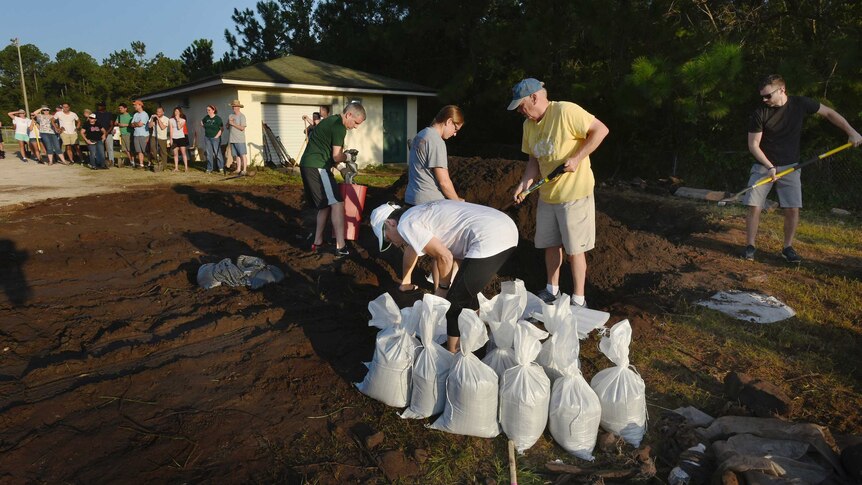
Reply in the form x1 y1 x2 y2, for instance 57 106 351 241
534 295 578 381
548 322 602 460
355 293 421 407
481 293 520 376
478 279 544 324
430 310 500 438
590 319 647 447
500 321 550 453
570 305 611 339
401 295 454 419
482 328 517 377
478 285 524 376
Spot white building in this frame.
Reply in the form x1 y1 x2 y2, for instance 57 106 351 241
142 55 436 167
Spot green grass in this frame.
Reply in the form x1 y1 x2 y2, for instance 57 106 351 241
639 203 862 433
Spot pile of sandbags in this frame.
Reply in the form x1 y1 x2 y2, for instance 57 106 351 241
356 281 648 458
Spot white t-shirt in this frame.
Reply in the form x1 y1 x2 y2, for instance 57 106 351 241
398 200 518 259
54 111 79 134
169 118 187 139
152 115 170 140
13 117 29 136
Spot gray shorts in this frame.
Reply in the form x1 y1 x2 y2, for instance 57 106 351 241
120 133 131 151
535 196 596 255
231 142 247 156
741 164 802 208
133 136 148 154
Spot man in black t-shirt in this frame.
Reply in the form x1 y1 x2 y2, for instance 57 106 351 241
743 74 861 263
94 102 114 167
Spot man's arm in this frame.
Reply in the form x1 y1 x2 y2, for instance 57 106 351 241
432 167 463 201
817 104 862 147
229 116 246 131
747 131 778 181
513 156 541 202
331 145 347 163
563 118 609 172
421 237 454 297
400 245 420 290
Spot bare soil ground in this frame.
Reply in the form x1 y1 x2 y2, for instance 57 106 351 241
1 157 859 483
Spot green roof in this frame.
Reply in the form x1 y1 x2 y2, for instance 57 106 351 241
144 55 436 99
225 55 435 93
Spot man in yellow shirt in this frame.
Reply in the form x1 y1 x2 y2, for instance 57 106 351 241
509 78 609 308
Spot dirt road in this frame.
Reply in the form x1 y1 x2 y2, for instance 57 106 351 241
0 158 231 208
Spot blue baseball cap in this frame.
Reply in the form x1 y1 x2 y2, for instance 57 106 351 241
507 78 545 110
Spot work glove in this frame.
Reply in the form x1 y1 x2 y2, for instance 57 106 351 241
344 148 359 163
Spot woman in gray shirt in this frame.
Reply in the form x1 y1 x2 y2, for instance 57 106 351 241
404 105 465 205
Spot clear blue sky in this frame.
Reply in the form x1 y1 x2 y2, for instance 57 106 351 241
6 1 262 62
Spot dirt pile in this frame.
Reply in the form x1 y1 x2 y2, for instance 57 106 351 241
446 158 715 325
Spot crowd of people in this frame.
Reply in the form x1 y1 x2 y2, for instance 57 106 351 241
1 99 255 174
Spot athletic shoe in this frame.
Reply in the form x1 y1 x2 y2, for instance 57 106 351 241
741 245 756 261
571 300 588 310
335 246 350 257
782 246 802 264
536 288 560 304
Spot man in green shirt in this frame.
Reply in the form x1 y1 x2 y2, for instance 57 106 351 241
116 103 133 167
299 102 366 257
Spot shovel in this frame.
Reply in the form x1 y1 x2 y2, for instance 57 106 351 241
502 162 567 211
718 143 853 206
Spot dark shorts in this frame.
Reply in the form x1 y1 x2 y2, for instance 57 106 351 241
300 165 342 209
172 136 189 147
444 246 517 337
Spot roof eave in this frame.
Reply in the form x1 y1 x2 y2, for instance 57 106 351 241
142 78 437 101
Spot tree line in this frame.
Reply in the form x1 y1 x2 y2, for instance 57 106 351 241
2 1 861 202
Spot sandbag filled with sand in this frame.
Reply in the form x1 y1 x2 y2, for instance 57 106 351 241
430 310 500 438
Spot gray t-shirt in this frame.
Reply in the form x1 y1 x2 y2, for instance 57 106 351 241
405 127 448 205
227 113 247 144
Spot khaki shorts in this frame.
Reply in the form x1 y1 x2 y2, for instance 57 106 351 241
60 133 78 146
741 163 802 208
535 196 595 255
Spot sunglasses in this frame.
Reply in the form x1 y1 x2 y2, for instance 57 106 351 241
761 87 782 100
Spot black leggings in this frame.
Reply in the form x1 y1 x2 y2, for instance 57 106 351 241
444 246 516 337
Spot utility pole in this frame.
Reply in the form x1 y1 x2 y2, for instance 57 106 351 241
11 38 29 115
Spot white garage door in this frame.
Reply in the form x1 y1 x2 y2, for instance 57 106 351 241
262 104 319 161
